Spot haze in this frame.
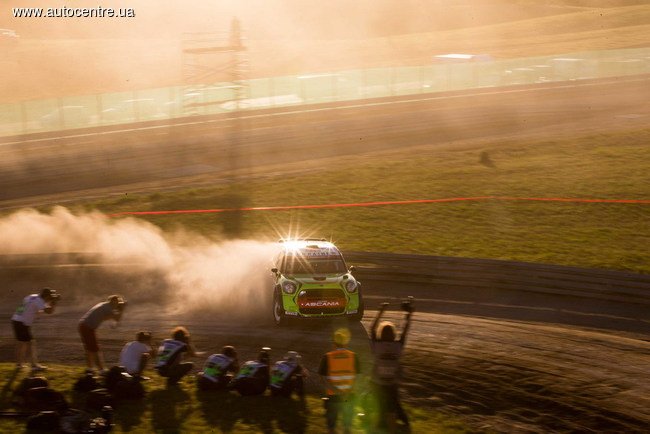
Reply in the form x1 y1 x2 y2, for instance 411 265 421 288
3 0 649 101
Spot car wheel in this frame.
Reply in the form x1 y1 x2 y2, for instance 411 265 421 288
273 293 287 326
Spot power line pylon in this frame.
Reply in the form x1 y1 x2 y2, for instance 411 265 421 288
181 17 248 116
181 18 249 237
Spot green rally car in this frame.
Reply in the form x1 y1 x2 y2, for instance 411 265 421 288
271 239 364 325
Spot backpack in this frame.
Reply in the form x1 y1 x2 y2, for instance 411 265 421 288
86 388 113 411
60 408 92 434
74 372 102 393
113 377 145 400
60 406 113 434
104 366 127 393
85 416 112 433
24 386 68 413
13 376 49 404
26 410 60 430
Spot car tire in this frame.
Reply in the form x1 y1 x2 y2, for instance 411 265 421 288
273 292 288 326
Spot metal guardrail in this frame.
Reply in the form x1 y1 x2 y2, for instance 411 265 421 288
344 251 650 307
2 252 649 309
2 47 649 137
2 251 649 333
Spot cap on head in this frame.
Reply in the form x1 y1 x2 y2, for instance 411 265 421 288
136 331 152 343
258 347 271 363
333 328 351 346
222 345 237 358
284 351 301 363
107 295 125 305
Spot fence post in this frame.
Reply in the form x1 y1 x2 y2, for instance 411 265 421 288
270 77 275 107
96 94 103 126
57 98 64 130
168 86 174 119
133 90 140 121
20 101 27 134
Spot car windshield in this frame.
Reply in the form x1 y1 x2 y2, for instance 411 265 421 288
281 254 347 275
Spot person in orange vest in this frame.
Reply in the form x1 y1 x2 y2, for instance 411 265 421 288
318 328 360 434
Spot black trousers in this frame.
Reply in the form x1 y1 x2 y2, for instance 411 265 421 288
158 362 193 385
371 382 409 425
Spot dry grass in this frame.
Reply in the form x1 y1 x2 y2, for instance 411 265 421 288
72 128 650 274
0 363 465 433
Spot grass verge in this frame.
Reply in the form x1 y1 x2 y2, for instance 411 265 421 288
60 128 650 274
0 363 467 433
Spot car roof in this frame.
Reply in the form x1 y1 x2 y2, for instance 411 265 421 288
279 239 339 252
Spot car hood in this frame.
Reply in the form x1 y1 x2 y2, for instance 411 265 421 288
288 274 349 285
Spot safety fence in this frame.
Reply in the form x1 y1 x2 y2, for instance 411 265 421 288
1 47 649 137
1 251 648 332
3 251 648 307
345 251 650 307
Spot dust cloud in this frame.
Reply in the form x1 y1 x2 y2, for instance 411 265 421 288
0 206 281 318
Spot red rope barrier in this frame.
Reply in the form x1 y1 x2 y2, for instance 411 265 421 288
108 196 650 217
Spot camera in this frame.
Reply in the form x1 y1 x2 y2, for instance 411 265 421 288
49 290 61 303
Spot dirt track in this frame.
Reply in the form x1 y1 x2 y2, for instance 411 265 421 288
1 277 649 433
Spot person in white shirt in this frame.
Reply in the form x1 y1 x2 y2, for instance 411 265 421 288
11 287 60 371
119 331 153 377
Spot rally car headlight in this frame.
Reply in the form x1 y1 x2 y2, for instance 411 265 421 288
345 280 358 293
282 281 298 294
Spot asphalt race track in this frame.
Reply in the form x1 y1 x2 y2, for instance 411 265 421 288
1 75 649 207
0 77 649 432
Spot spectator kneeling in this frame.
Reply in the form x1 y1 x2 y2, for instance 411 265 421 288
154 326 203 386
197 345 240 391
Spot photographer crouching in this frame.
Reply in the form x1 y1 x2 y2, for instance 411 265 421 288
10 287 61 372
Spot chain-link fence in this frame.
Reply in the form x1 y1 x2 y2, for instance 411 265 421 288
1 47 649 137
